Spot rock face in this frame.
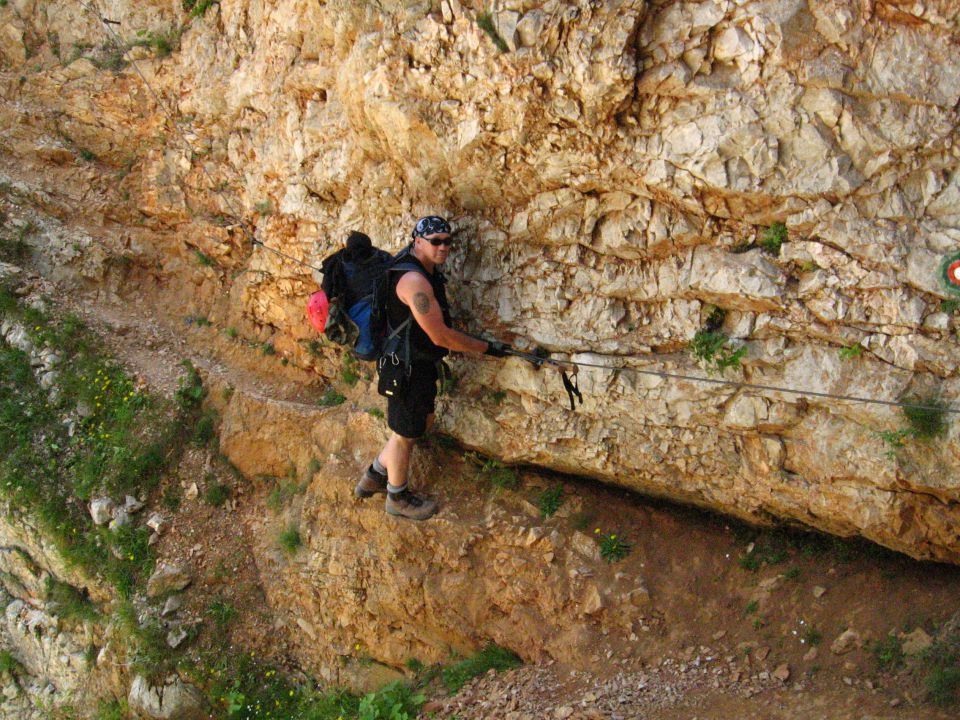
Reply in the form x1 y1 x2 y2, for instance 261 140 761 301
1 1 960 561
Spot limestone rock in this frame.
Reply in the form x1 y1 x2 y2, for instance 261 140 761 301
128 675 206 720
89 498 115 526
146 563 192 598
899 628 933 656
830 629 861 655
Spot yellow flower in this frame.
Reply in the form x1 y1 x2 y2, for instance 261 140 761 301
610 535 616 540
594 528 600 534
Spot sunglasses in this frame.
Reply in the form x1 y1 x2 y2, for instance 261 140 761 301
423 236 453 247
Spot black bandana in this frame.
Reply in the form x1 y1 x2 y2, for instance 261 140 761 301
412 216 451 239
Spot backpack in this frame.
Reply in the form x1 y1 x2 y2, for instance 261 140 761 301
369 250 423 395
315 245 393 359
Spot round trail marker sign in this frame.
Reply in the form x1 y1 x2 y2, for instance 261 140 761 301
944 252 960 296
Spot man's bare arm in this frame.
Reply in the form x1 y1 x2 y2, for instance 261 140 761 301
396 273 489 354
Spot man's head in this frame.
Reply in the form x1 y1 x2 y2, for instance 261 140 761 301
411 215 452 265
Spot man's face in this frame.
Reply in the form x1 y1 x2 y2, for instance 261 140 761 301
418 233 452 264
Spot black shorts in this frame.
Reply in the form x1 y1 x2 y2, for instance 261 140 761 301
387 362 439 439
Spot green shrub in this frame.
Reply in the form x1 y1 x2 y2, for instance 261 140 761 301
357 681 424 720
927 667 960 706
537 484 564 518
598 533 632 563
341 353 360 386
442 644 521 693
689 329 746 373
261 342 276 356
901 396 949 440
224 326 238 339
279 526 302 554
921 633 960 706
193 248 214 267
759 222 787 254
476 12 509 52
802 627 822 646
838 344 863 360
365 407 384 419
0 650 19 674
95 700 127 720
872 634 904 670
204 482 230 507
45 577 99 622
318 388 346 407
941 299 960 315
207 599 238 629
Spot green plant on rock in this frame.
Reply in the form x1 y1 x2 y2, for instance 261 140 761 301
872 634 904 670
941 299 960 315
921 626 960 706
759 222 787 255
203 482 229 507
466 452 520 490
441 644 521 693
279 526 302 554
598 532 632 563
318 387 346 407
476 12 509 52
0 650 20 675
537 484 564 518
207 598 238 630
45 577 98 622
689 329 746 374
901 396 949 440
838 343 863 360
183 0 218 18
341 352 360 386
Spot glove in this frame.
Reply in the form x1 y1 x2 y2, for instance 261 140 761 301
484 340 511 358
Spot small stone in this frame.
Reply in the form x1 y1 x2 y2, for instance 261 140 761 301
813 586 826 598
124 495 145 513
167 627 188 648
713 630 727 640
185 483 199 501
842 676 853 686
146 513 167 535
773 664 790 682
889 698 901 707
162 595 183 617
146 563 192 598
803 647 818 662
109 508 131 529
900 627 933 655
831 629 861 655
754 646 770 661
554 706 574 719
90 498 115 526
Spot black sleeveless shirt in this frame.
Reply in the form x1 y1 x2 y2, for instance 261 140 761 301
386 249 451 363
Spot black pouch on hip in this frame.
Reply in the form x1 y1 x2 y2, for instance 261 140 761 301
377 331 411 398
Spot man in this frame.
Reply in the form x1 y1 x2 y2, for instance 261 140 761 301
355 215 510 520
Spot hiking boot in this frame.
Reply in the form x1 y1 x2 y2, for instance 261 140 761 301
385 489 438 521
355 466 388 499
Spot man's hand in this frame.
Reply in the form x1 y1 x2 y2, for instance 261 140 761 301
484 340 511 358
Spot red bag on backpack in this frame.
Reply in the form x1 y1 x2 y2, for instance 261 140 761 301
306 290 329 332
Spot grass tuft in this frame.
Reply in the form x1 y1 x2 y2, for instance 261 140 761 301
279 526 302 554
537 484 564 518
442 644 521 693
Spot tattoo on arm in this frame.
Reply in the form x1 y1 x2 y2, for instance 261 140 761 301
412 292 431 315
